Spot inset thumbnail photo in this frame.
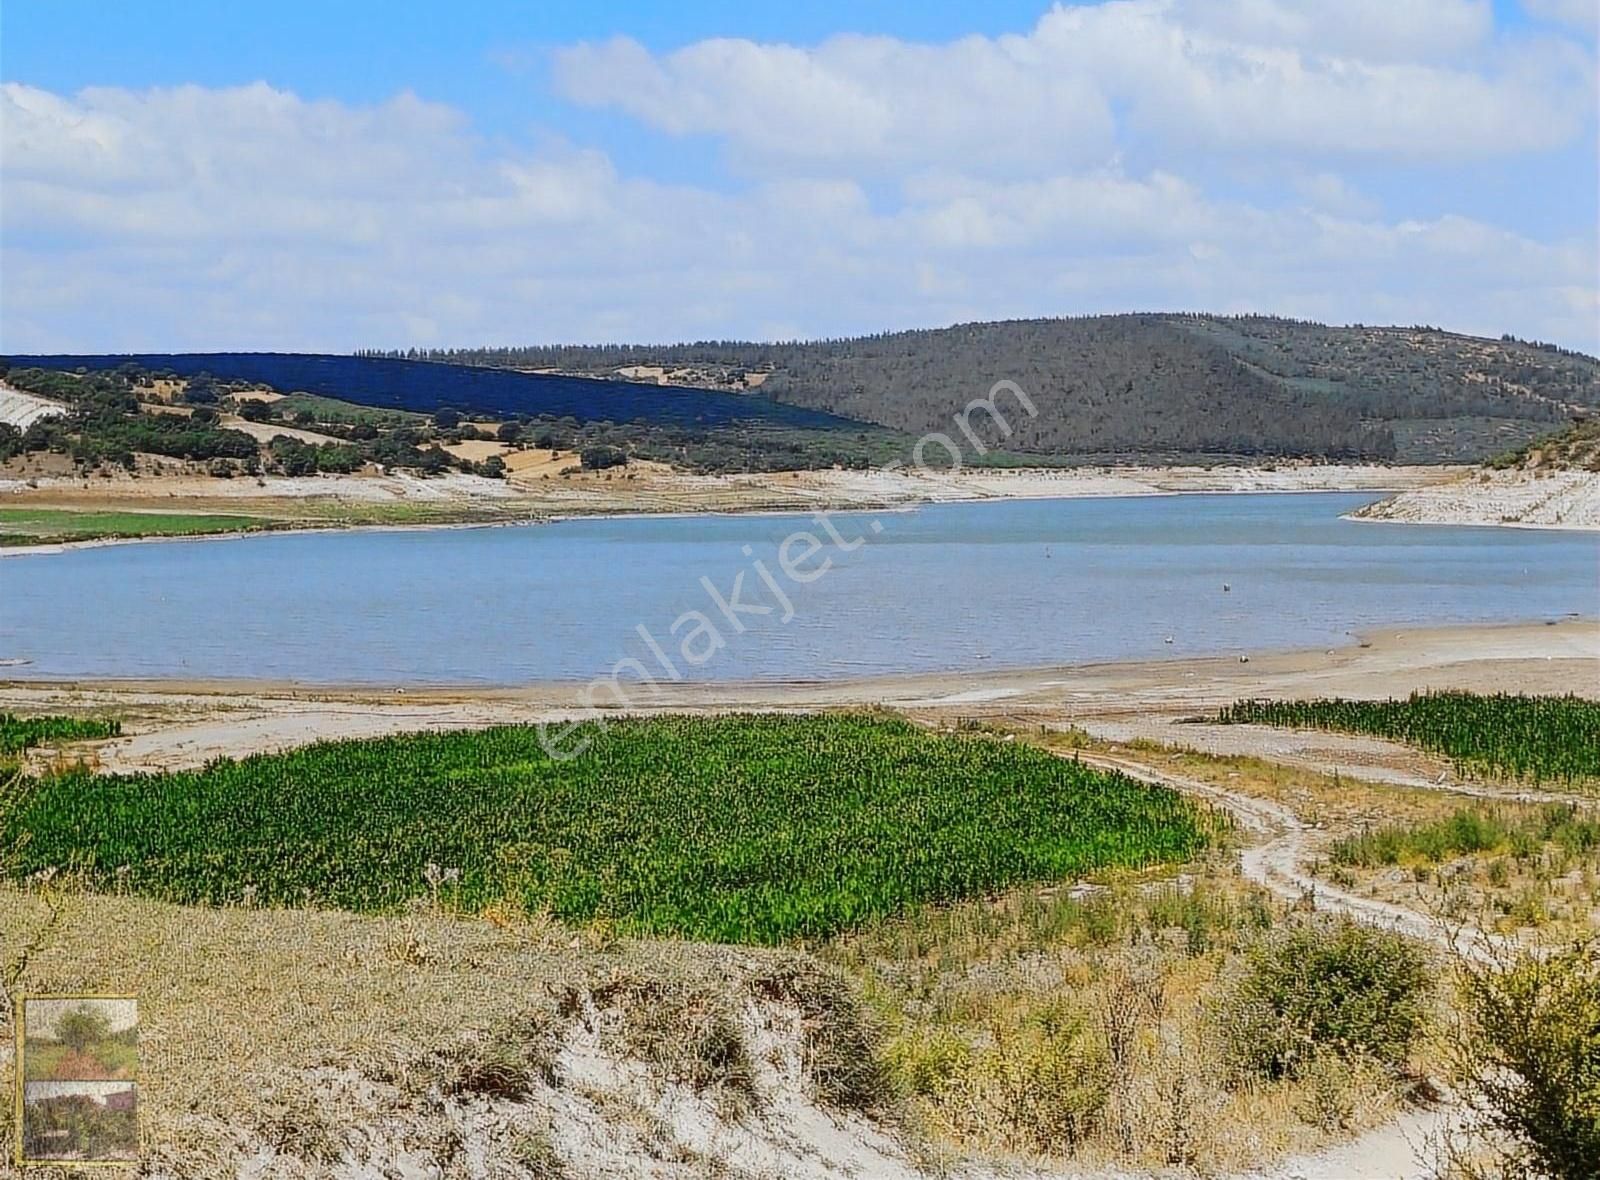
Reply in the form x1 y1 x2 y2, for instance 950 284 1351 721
21 996 138 1082
21 1081 138 1163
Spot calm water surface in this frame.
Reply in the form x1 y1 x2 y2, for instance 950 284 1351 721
2 493 1596 684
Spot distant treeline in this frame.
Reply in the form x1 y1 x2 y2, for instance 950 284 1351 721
378 314 1600 463
0 361 905 477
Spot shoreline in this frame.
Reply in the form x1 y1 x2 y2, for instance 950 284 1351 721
1348 466 1600 531
5 617 1594 702
0 516 518 559
1342 510 1600 533
0 462 1454 557
4 617 1594 775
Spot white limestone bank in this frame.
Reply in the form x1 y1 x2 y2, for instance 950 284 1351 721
1350 468 1600 530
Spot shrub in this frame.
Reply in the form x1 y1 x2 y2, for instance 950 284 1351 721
1454 939 1600 1179
56 1004 113 1053
580 444 627 471
752 955 893 1113
1219 918 1431 1081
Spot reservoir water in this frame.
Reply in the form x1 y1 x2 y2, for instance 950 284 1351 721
2 493 1596 684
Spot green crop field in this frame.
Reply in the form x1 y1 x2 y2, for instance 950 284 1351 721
0 507 275 546
0 713 121 755
1214 691 1600 785
0 714 1215 943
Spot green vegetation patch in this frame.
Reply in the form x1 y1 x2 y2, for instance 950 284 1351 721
1485 417 1600 473
269 391 428 427
1214 691 1600 785
1219 919 1431 1081
0 713 1214 943
0 507 275 546
0 714 121 755
1330 804 1600 868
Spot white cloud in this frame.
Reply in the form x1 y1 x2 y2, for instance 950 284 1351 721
1290 172 1382 219
553 32 1118 178
1173 0 1494 62
552 1 1593 174
1522 0 1600 32
4 5 1595 355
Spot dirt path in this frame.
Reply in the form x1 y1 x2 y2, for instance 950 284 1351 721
1072 750 1505 962
1052 748 1491 1179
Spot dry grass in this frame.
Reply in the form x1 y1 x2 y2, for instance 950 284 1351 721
821 864 1433 1173
440 439 514 463
1032 726 1600 943
0 884 905 1176
1034 724 1468 832
1315 807 1600 941
1 885 579 1167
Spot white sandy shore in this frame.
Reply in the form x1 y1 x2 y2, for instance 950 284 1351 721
0 462 1459 556
6 619 1593 774
1353 467 1600 530
0 462 1453 506
0 468 530 504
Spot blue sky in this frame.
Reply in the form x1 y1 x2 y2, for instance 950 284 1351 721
2 0 1596 351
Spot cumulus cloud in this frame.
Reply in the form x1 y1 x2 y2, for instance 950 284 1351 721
554 32 1118 179
552 1 1593 173
3 0 1597 354
1173 0 1494 62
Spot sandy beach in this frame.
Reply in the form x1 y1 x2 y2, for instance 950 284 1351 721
7 618 1593 775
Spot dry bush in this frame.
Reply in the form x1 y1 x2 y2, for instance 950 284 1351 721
255 1084 345 1162
892 1002 1109 1155
590 972 760 1115
828 871 1428 1173
1217 916 1432 1083
750 952 895 1113
1445 937 1600 1180
1099 949 1167 1154
388 1007 560 1101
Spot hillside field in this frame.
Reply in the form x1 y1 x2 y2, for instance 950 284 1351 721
0 352 863 431
414 314 1600 463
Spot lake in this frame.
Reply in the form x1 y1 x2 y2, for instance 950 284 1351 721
1 493 1596 684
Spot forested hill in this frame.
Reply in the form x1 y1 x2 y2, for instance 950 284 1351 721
386 315 1600 463
1487 418 1600 473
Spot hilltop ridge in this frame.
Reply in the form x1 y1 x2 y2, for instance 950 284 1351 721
383 314 1600 464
